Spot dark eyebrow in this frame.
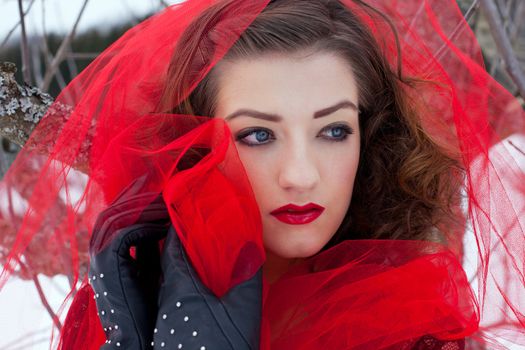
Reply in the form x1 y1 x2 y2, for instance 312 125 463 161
224 100 358 121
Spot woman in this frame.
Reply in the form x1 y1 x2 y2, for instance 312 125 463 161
1 0 523 349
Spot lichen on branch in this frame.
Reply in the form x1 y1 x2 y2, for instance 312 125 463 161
0 62 53 146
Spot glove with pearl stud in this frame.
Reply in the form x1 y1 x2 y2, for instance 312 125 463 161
152 227 263 350
88 178 170 349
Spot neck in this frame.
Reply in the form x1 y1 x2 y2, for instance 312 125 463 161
263 250 304 284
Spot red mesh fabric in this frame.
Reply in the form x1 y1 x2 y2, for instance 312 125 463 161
58 284 105 350
0 0 523 349
0 0 268 297
261 240 478 349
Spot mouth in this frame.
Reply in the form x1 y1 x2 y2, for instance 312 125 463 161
270 203 325 225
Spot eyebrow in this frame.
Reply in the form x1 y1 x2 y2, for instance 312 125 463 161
224 100 358 122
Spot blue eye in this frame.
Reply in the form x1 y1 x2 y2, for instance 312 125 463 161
235 124 353 147
319 124 353 142
236 128 274 146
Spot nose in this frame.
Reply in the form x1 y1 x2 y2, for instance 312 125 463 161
277 144 320 192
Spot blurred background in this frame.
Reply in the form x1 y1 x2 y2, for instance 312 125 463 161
0 0 524 349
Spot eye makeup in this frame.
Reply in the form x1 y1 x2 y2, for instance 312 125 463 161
318 123 354 142
234 122 354 147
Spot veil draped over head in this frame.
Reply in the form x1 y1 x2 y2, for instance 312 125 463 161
0 0 524 349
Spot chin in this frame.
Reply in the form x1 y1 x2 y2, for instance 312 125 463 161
265 239 327 259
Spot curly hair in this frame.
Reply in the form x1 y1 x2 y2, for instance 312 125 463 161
158 0 465 247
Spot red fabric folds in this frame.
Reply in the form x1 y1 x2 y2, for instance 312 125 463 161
0 0 523 349
262 240 479 349
0 0 269 297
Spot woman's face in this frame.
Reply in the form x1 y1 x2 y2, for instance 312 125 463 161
215 52 360 260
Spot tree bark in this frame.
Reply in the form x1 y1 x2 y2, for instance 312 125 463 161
480 0 525 98
0 62 53 147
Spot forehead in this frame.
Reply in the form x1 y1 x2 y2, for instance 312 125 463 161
214 52 359 119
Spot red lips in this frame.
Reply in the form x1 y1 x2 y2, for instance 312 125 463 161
270 203 325 225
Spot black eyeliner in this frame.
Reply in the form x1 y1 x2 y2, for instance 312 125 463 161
235 123 354 146
235 127 275 146
319 123 354 142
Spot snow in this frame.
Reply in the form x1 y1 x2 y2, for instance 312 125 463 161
0 275 70 350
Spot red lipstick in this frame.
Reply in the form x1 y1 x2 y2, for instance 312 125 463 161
270 203 325 225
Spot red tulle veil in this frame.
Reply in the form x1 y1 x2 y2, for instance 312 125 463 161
0 0 523 349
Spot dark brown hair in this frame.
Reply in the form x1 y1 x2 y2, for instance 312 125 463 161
158 0 464 247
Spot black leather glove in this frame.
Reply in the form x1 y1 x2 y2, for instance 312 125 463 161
88 179 170 349
152 227 262 350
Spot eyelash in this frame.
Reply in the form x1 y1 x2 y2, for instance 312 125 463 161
235 123 354 147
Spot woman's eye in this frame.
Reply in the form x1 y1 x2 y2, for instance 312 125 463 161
319 124 354 141
236 128 275 146
235 124 353 146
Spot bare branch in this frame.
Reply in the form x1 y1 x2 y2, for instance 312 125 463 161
510 0 524 42
432 0 480 63
40 8 79 92
0 62 92 173
507 139 525 157
0 0 36 49
66 43 80 78
17 258 63 331
0 62 52 147
497 0 520 43
31 41 44 87
41 0 89 92
37 0 68 92
480 0 525 98
43 49 68 91
37 0 49 88
17 0 33 85
464 0 481 24
31 272 63 331
67 52 100 60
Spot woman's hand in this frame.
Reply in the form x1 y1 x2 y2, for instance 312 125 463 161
152 228 262 350
88 178 170 349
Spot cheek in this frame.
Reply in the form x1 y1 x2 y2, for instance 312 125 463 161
235 148 275 204
323 145 360 198
325 151 360 226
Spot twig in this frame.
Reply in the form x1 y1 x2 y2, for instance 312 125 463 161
0 0 36 49
509 0 524 43
17 258 63 331
31 41 44 87
480 0 525 98
41 0 89 92
17 0 33 85
31 273 62 331
431 0 480 64
496 0 519 43
67 52 100 60
43 50 68 91
507 140 525 157
66 43 79 79
494 0 508 28
463 0 481 24
35 0 48 87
